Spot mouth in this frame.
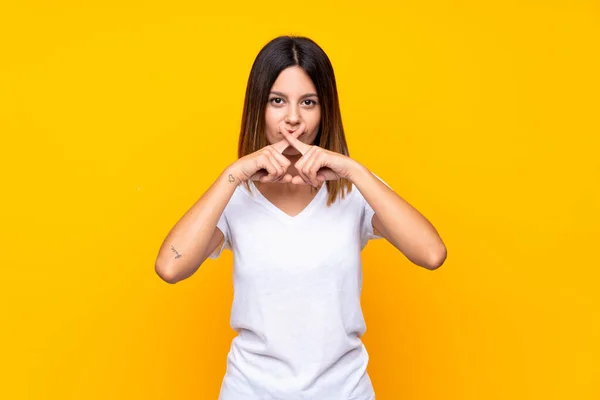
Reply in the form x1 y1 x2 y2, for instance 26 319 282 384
288 129 305 137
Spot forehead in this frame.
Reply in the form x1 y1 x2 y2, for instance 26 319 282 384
271 66 317 94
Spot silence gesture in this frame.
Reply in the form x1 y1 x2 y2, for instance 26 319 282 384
230 124 301 183
279 129 351 187
231 122 354 186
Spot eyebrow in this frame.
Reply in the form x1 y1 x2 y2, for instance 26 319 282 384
269 91 318 99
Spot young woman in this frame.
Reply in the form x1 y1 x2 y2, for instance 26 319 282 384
156 35 447 400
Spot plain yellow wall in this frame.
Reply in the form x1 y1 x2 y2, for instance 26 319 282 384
1 1 599 399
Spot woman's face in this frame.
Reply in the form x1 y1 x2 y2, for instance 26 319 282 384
264 66 321 156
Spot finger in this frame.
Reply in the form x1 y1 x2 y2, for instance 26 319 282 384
264 147 291 182
279 120 306 139
291 175 312 185
271 123 305 154
316 167 338 181
265 146 291 170
271 137 290 154
267 154 285 181
304 150 325 186
280 129 312 155
253 154 278 182
294 146 317 185
265 156 289 182
249 171 267 181
302 148 322 187
278 173 294 183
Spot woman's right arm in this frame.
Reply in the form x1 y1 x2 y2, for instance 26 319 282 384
155 124 303 284
154 165 243 284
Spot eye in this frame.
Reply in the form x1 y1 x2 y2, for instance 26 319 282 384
303 99 317 106
269 97 284 105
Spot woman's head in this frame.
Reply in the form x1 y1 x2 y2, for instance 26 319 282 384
238 35 352 203
264 65 321 157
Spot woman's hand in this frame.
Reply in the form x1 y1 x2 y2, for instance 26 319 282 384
280 130 356 187
231 124 306 183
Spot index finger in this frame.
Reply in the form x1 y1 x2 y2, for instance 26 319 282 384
271 123 305 154
271 137 290 154
280 129 312 155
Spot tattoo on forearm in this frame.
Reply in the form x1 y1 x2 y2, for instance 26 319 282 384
171 245 182 259
228 174 235 183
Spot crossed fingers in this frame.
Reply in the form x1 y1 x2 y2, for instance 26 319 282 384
270 122 308 154
249 123 305 183
253 122 338 186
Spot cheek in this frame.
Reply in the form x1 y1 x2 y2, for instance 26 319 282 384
309 110 321 130
264 110 279 139
308 115 321 135
265 107 277 121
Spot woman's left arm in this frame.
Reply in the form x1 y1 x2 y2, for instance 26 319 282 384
277 130 447 270
348 161 447 270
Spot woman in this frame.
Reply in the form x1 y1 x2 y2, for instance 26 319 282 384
155 35 447 399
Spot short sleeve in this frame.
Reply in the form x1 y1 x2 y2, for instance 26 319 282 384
359 172 390 249
208 210 231 260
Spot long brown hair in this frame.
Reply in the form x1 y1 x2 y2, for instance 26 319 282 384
238 35 353 206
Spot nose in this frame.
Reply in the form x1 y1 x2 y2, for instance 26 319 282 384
284 105 301 126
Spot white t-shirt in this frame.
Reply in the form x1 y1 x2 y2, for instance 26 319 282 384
209 176 385 400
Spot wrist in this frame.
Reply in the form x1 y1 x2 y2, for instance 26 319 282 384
344 158 367 183
222 162 244 185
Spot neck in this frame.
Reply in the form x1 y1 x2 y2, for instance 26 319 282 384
284 154 302 177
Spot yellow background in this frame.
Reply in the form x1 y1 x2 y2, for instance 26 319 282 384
1 1 599 399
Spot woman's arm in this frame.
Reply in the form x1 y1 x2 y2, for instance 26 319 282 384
273 131 446 270
154 165 240 284
348 162 447 270
155 129 307 283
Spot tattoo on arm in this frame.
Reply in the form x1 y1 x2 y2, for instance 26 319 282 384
228 174 235 183
171 245 182 259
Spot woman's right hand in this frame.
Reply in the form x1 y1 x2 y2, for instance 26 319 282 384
231 123 306 183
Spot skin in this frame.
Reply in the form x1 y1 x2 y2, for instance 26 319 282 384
155 67 446 285
252 66 447 269
259 66 323 195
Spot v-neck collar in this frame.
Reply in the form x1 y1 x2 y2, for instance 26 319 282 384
246 180 327 223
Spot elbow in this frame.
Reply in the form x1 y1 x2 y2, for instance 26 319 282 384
155 261 180 284
423 244 447 271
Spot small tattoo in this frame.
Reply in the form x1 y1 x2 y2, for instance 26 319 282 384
171 245 182 259
228 174 235 183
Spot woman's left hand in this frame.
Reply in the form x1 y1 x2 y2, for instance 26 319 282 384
280 130 356 187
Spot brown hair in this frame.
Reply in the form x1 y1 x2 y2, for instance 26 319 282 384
238 35 353 206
